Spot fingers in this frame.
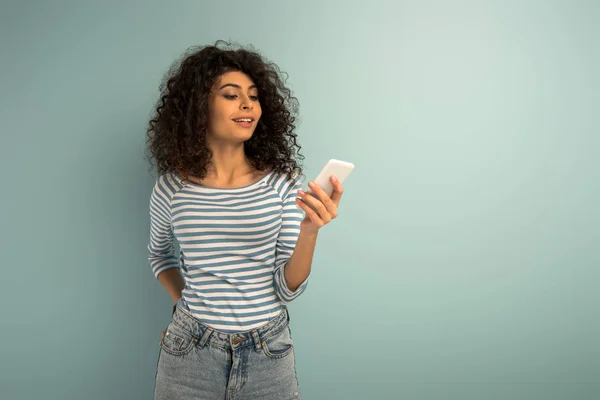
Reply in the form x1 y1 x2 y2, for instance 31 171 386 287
328 176 344 205
307 178 344 207
298 190 333 223
301 178 343 217
295 196 325 227
295 176 345 229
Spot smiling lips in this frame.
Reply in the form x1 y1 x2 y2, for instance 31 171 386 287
232 117 254 128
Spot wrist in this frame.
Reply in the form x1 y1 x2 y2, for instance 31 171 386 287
172 297 180 315
299 226 319 238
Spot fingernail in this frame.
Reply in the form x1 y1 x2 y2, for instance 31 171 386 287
308 181 315 188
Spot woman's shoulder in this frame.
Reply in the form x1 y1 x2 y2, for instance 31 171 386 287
264 168 304 197
151 172 186 195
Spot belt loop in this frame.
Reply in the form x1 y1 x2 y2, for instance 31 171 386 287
251 329 262 352
198 327 213 349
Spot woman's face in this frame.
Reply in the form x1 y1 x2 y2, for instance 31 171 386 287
206 71 262 143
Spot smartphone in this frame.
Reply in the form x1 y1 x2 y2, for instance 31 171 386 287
305 158 355 197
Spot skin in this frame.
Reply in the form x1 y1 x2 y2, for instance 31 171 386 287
185 70 265 187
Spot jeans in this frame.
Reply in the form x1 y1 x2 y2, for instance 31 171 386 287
154 300 301 399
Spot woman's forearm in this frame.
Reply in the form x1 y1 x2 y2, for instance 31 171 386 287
284 229 318 292
157 268 185 304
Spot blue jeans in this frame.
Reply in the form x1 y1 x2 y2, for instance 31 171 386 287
154 300 301 399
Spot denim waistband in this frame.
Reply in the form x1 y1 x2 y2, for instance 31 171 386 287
171 301 290 351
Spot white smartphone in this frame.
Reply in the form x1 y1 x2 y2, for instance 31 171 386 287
305 158 355 197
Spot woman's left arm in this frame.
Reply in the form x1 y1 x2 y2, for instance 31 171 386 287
284 176 345 291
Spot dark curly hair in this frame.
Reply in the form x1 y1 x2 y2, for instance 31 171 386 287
145 40 305 184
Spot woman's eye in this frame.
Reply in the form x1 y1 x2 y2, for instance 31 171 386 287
223 94 259 101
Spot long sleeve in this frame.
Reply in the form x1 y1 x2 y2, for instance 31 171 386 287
273 173 309 304
148 175 179 278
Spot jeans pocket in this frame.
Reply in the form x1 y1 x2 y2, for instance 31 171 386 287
262 325 294 359
160 322 198 356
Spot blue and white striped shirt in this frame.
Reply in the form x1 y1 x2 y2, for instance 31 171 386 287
147 170 309 332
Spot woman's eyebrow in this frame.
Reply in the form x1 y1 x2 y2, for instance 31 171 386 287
218 83 257 90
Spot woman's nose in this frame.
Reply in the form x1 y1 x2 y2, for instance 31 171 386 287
240 97 253 110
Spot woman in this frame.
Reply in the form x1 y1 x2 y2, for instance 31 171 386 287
145 40 344 399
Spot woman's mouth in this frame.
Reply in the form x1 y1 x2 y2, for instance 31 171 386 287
232 118 254 128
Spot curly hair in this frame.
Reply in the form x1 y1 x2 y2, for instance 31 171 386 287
145 40 305 184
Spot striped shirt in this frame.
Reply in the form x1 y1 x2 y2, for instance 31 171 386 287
147 169 309 332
